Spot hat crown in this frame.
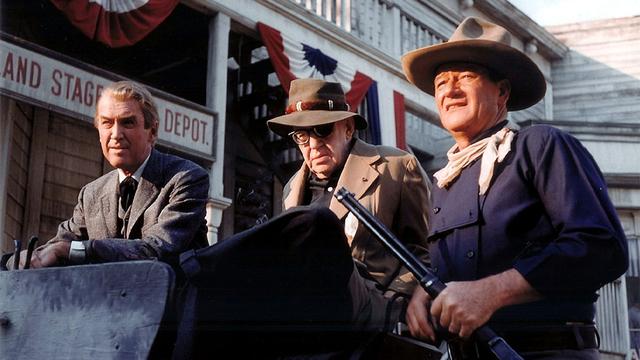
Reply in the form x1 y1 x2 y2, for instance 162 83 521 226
266 78 367 136
449 17 512 46
288 78 346 105
400 16 546 111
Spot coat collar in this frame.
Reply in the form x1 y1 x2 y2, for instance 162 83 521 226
126 149 162 238
100 171 120 237
283 139 381 220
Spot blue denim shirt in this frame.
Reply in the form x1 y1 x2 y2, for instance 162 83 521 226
428 124 628 325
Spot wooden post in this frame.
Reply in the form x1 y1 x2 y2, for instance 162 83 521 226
205 12 233 245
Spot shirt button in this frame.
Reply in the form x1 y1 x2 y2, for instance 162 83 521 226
466 250 475 259
433 207 441 214
327 186 334 192
433 267 438 273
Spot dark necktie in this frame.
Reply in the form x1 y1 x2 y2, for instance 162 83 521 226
119 176 138 211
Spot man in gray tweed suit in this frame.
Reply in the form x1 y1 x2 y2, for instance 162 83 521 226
9 80 209 269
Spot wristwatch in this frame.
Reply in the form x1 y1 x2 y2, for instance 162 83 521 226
69 241 86 264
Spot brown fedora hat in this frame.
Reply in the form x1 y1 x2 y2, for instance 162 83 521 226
402 17 546 111
267 78 367 137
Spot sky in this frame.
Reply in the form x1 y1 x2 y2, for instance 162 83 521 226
509 0 640 26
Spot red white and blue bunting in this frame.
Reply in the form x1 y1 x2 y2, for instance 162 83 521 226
258 22 373 110
49 0 180 48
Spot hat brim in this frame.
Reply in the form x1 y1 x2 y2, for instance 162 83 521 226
267 110 367 137
402 40 546 111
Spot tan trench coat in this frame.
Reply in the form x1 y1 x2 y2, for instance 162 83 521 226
283 139 431 295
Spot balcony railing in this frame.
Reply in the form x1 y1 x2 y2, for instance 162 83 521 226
289 0 445 58
596 277 630 357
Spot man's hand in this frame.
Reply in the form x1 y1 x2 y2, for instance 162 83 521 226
406 286 437 342
407 269 541 340
7 242 70 269
431 279 501 338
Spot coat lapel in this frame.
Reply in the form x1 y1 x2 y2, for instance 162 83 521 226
99 171 120 238
283 163 309 209
126 150 161 238
330 140 380 220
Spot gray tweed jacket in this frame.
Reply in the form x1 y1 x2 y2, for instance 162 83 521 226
47 149 209 265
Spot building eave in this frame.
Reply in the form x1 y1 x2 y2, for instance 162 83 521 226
474 0 569 60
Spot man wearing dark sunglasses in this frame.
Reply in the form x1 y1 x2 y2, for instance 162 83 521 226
268 78 432 331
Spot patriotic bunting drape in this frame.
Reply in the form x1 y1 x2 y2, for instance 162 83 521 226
257 22 373 111
49 0 180 48
393 91 407 150
365 82 382 145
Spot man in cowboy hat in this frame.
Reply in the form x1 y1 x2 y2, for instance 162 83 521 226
402 17 628 358
267 78 431 330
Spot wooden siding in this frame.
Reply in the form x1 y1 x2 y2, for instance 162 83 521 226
549 17 640 123
2 101 105 251
4 102 32 247
39 114 104 242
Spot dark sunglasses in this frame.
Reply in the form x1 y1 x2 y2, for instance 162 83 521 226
288 123 335 145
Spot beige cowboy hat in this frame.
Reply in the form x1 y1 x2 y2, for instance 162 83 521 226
267 78 367 137
402 16 546 111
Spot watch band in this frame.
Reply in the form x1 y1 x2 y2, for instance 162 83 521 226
69 241 86 264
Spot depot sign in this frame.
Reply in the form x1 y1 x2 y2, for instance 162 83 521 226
0 39 216 158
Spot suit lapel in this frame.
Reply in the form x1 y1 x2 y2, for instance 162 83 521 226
330 140 380 220
100 171 120 237
126 150 161 238
283 163 309 210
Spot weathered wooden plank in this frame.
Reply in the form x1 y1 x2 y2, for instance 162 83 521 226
553 95 638 113
48 116 99 145
41 182 83 207
39 198 75 223
9 138 29 174
46 133 103 161
553 46 640 66
6 176 26 210
5 194 24 223
553 95 640 111
7 159 28 192
38 215 64 242
21 109 49 239
12 103 32 138
45 151 102 178
3 213 22 243
552 75 639 90
555 61 640 75
0 261 174 360
11 120 30 155
554 109 640 123
44 165 95 191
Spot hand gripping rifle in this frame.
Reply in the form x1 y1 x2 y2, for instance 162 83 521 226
334 188 523 360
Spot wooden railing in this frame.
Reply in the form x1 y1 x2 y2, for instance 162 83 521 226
290 0 445 57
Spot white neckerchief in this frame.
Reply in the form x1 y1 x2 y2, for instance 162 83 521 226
434 127 514 195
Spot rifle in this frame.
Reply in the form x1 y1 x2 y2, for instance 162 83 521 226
334 187 523 360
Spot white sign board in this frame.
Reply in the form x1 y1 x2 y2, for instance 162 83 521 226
0 39 215 158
